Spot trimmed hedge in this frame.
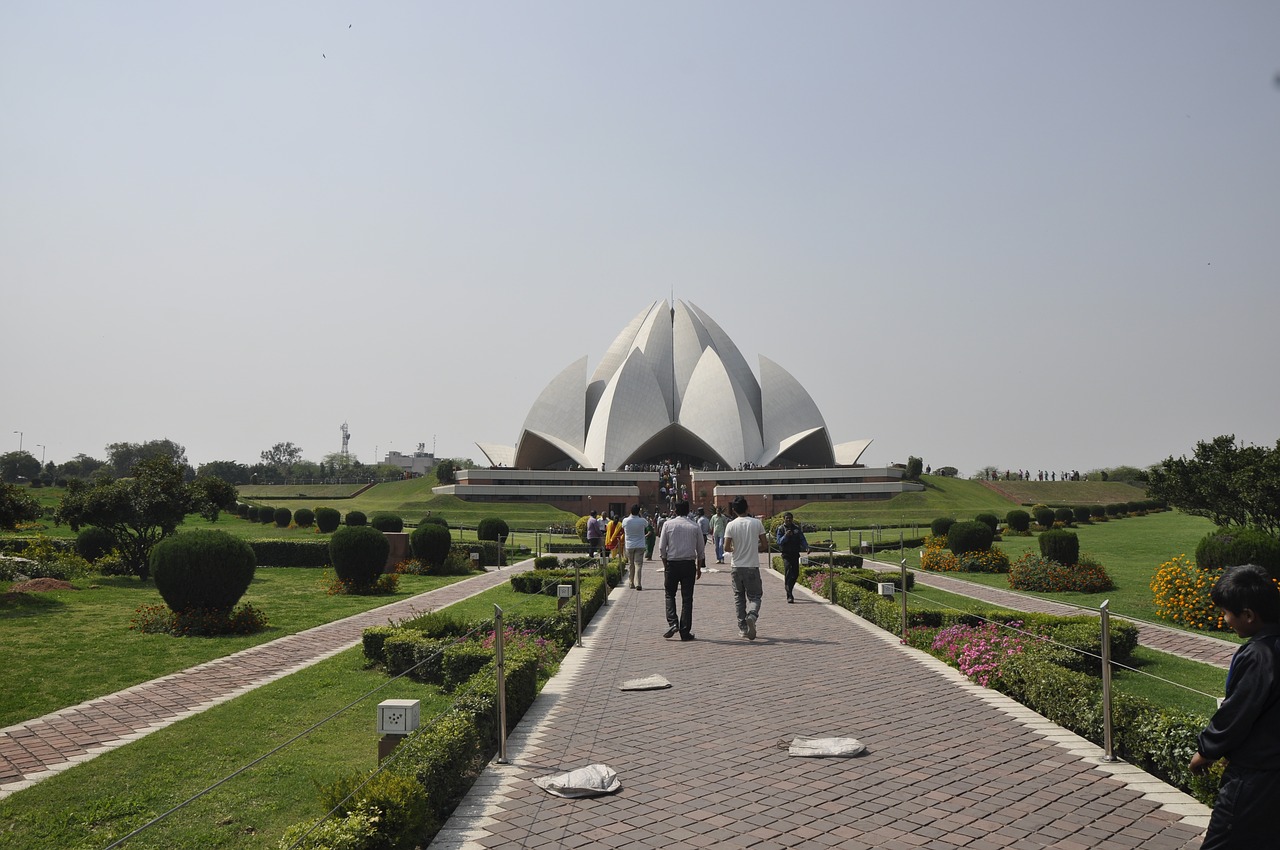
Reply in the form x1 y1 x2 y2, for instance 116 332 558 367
258 506 275 524
476 517 510 541
1033 507 1055 528
1072 506 1092 524
274 507 292 528
946 521 993 555
1005 509 1031 533
293 507 315 528
370 512 404 533
345 510 367 527
1039 529 1080 566
410 523 453 571
329 525 388 589
1195 526 1280 577
930 517 956 537
973 513 999 533
314 507 341 533
150 530 256 613
75 526 116 562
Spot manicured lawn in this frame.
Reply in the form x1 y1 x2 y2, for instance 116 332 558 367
0 569 468 728
0 576 565 850
879 510 1218 626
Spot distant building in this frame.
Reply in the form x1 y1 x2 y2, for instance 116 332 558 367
436 300 924 513
384 444 436 476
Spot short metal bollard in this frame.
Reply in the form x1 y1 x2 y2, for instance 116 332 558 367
574 561 583 647
494 605 508 764
1100 600 1117 761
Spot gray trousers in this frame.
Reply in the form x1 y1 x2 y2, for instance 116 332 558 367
732 567 763 631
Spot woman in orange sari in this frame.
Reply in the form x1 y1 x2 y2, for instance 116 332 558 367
605 514 624 565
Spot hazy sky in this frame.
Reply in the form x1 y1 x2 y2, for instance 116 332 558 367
4 2 1278 478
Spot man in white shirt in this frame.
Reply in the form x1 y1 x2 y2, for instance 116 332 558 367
723 496 769 640
620 503 648 590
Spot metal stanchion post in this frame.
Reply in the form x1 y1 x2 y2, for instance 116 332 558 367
495 605 508 764
1100 600 1116 761
900 549 908 643
575 561 583 647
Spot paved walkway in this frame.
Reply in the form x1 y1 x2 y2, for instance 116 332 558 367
432 558 1210 849
0 565 532 799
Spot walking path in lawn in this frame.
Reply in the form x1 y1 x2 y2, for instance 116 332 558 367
0 564 533 800
894 566 1238 670
431 557 1209 850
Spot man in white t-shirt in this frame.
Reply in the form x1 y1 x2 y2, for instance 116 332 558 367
620 503 648 590
723 496 769 640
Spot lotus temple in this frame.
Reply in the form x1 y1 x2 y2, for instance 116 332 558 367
434 300 923 516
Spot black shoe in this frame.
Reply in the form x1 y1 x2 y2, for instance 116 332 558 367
663 625 679 638
680 632 696 641
787 596 794 603
636 586 642 591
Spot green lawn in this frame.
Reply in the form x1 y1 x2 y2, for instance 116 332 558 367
0 569 469 728
0 576 565 850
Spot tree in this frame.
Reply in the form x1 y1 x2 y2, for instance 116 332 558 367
57 454 106 481
57 456 196 579
260 442 303 470
196 460 252 485
0 482 41 530
191 475 239 521
434 458 460 484
1147 435 1280 535
0 451 40 483
106 439 189 479
905 456 923 480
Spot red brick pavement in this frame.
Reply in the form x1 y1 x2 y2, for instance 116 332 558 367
432 560 1209 849
0 565 531 799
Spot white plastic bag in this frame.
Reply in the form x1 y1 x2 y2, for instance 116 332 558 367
787 736 865 757
533 764 622 798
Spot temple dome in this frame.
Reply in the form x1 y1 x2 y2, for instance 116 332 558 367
481 300 866 471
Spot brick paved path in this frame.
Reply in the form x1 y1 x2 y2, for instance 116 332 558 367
897 567 1238 670
0 565 531 799
433 560 1209 849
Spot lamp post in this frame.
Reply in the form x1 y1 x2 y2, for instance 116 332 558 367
37 444 46 466
12 431 21 452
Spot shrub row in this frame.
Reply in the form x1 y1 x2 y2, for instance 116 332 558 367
249 540 332 567
825 579 1214 803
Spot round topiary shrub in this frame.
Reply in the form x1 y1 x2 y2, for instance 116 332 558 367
150 530 256 613
329 525 389 590
1033 508 1056 529
946 520 994 554
1073 506 1092 524
1053 507 1074 525
477 517 510 541
1090 504 1106 520
930 517 956 538
345 510 367 527
973 513 999 533
258 506 275 524
370 512 404 533
1105 503 1124 517
294 507 315 528
1195 527 1280 578
236 502 250 518
1039 529 1080 566
410 523 452 570
75 526 116 562
575 515 590 542
274 507 292 528
246 505 260 522
419 516 449 529
1005 509 1031 533
314 507 341 533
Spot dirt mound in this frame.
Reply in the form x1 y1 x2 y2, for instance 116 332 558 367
8 578 78 593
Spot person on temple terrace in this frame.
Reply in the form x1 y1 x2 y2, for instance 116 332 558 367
1189 563 1280 850
723 497 768 641
776 512 810 603
620 503 648 590
657 500 704 641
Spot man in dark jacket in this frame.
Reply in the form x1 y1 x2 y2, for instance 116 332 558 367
776 512 810 603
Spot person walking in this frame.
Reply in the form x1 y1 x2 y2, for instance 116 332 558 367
586 510 603 558
658 500 704 641
710 505 728 564
621 504 648 590
723 497 768 640
776 512 810 603
644 512 657 560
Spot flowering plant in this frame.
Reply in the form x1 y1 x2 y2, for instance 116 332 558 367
1150 555 1223 631
930 621 1040 686
131 603 268 636
1009 553 1114 593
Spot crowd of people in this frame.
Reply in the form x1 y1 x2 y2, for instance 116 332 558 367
981 469 1090 482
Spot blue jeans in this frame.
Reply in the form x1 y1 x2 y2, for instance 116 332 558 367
714 535 725 562
732 568 762 632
